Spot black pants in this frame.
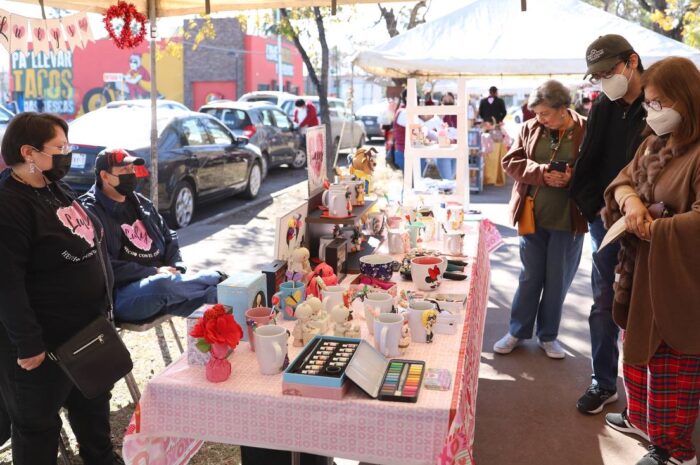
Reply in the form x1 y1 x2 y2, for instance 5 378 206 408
0 346 114 465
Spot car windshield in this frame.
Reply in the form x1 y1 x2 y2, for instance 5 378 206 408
245 96 277 104
69 108 171 148
201 108 249 130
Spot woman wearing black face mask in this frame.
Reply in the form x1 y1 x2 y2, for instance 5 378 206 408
0 112 123 464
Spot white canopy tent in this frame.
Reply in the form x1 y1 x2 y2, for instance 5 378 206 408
354 0 700 78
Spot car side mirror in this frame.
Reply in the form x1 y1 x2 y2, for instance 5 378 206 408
234 135 250 145
179 134 189 146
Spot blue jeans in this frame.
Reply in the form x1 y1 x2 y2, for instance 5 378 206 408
588 216 621 391
114 270 220 321
510 228 584 342
394 150 404 170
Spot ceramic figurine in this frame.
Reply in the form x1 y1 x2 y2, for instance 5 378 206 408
399 320 411 350
354 182 366 206
422 309 439 344
286 247 313 283
307 262 339 299
306 296 330 333
291 301 320 347
330 304 359 338
348 147 377 194
348 226 363 253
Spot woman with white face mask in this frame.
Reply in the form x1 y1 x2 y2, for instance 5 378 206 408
603 57 700 465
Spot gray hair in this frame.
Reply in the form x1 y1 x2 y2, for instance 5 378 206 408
527 80 572 110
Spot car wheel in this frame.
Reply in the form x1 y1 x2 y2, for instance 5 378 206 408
356 134 366 149
291 149 307 169
261 152 270 178
242 162 262 199
168 181 195 229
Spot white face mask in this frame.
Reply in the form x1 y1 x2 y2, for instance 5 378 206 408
646 107 682 136
601 63 629 101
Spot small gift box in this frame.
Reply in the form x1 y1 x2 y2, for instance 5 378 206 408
186 303 233 365
217 273 267 342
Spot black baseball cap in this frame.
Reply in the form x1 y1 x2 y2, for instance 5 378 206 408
584 34 634 78
95 148 148 178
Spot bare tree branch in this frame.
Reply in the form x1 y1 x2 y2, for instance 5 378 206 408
279 8 320 92
377 3 399 37
408 0 428 29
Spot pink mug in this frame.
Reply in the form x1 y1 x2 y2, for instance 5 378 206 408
245 307 275 352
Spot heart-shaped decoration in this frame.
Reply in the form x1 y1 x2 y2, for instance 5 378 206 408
1 18 8 35
121 220 152 251
103 1 146 49
66 24 76 37
78 17 88 32
110 18 125 35
51 27 61 42
129 18 142 36
34 27 45 42
13 24 25 40
56 202 95 248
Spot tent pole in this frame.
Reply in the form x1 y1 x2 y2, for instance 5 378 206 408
149 0 158 207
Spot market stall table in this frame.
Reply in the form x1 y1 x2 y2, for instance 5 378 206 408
122 220 495 465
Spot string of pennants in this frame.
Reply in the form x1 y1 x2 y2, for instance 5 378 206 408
0 10 95 54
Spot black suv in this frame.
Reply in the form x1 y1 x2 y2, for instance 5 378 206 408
199 101 305 177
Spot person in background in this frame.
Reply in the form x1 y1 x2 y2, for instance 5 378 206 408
391 89 408 170
479 86 507 124
570 34 647 416
495 80 587 359
293 99 319 133
522 97 536 122
603 56 700 465
575 97 592 117
80 149 226 322
0 112 123 464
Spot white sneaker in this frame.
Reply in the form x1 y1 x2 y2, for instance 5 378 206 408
538 339 565 359
669 456 698 465
493 334 521 354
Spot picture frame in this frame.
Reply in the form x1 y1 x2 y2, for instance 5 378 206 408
306 124 328 197
274 202 309 262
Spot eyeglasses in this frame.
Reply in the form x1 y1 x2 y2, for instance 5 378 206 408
642 100 666 112
34 144 77 155
589 62 623 84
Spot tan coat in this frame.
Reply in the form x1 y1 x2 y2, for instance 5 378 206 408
502 110 588 234
604 136 700 364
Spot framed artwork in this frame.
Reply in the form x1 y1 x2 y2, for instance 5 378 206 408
274 202 309 262
409 123 424 147
306 124 328 196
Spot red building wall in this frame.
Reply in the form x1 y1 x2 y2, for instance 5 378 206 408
244 35 304 95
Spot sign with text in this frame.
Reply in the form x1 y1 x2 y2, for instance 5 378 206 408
11 50 75 114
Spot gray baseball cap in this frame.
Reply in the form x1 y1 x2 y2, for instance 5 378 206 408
584 34 634 78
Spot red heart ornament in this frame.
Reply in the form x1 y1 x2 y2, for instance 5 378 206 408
34 27 46 42
78 17 88 31
13 24 25 40
67 24 76 37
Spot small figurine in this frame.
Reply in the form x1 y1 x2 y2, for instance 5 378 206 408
306 296 330 333
354 182 366 206
306 262 338 298
348 147 377 194
330 304 360 338
286 247 313 283
422 309 439 344
291 302 319 347
348 226 363 253
399 320 411 350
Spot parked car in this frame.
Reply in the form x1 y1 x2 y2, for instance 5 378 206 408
355 101 390 141
238 91 299 108
279 96 366 152
199 100 305 177
104 99 190 111
64 107 264 229
0 105 15 171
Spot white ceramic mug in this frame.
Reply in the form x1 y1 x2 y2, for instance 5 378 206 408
445 232 465 256
363 292 394 335
411 256 448 291
447 206 464 230
407 300 438 343
254 325 289 375
322 186 350 217
388 229 406 254
321 285 347 313
339 180 363 205
373 313 404 357
318 235 335 262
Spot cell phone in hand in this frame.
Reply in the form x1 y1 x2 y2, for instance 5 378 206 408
549 161 568 173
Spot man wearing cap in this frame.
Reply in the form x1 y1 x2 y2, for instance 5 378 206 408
478 86 507 124
570 34 647 415
80 148 225 322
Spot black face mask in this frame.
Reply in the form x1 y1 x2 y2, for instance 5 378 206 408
43 152 72 182
112 173 137 196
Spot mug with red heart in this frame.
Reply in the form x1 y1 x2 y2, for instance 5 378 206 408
410 256 447 291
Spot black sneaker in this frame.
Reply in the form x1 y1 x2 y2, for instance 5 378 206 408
636 445 670 465
576 384 619 414
605 409 650 441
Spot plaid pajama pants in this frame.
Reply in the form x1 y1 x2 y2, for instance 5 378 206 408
623 342 700 461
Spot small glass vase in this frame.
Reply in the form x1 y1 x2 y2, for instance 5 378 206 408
205 343 231 383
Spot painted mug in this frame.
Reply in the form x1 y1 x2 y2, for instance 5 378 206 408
245 307 275 352
387 229 408 254
407 300 439 343
447 206 464 230
322 186 350 217
445 232 465 256
359 254 395 282
273 281 306 320
254 325 289 375
410 256 447 291
373 313 404 357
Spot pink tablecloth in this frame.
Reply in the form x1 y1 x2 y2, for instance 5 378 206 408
122 220 495 465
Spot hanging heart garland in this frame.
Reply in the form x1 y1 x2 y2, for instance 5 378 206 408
103 1 147 49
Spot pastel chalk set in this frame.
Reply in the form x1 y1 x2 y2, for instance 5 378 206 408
344 340 425 403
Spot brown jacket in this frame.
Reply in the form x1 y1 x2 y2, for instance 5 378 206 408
604 136 700 364
501 110 588 234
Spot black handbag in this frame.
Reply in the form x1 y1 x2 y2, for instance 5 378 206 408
48 211 133 399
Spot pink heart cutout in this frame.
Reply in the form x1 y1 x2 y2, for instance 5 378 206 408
13 24 25 40
121 220 152 251
67 24 76 37
56 202 95 247
78 17 88 32
50 27 61 42
34 27 45 42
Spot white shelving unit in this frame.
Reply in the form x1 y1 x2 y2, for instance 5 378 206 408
403 78 470 207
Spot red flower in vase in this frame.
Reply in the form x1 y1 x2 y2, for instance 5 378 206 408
190 305 243 352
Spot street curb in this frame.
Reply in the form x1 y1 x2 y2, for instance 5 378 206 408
184 180 307 230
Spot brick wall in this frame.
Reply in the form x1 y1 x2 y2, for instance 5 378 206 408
183 17 245 109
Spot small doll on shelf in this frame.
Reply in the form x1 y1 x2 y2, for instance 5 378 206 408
423 309 439 344
348 226 363 253
286 247 313 284
291 301 320 347
330 304 360 338
399 319 411 351
354 182 366 206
